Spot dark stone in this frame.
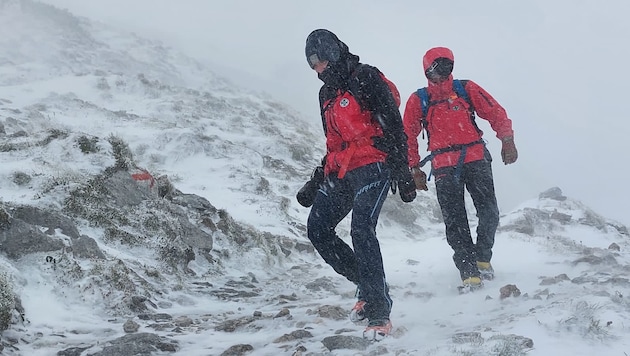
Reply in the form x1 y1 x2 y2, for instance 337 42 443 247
72 235 106 259
321 335 369 351
57 346 92 356
11 205 80 239
220 344 254 356
0 219 64 259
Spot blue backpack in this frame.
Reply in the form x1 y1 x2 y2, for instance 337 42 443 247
416 79 473 123
415 79 485 180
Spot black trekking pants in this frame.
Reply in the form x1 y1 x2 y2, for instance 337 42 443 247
434 156 499 280
307 162 393 321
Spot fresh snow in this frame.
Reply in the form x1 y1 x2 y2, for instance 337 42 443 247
0 1 629 356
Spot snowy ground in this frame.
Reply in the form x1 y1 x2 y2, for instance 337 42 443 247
6 201 630 356
1 2 629 355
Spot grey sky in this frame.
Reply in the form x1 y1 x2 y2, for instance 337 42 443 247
41 0 630 225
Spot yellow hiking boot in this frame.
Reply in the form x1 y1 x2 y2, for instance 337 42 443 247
477 262 495 281
458 276 484 294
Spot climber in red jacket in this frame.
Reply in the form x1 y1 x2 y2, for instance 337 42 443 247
403 46 518 292
299 29 417 340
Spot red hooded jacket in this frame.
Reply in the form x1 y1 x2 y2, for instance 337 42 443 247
321 67 401 177
403 47 514 170
315 38 405 179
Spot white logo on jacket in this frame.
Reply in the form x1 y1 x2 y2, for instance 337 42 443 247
340 98 349 107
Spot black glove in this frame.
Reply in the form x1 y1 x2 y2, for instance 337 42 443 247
397 168 416 203
372 135 416 202
296 166 325 207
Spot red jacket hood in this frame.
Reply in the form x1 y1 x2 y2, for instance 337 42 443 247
423 47 454 72
423 47 455 96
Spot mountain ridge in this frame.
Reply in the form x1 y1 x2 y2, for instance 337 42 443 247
0 2 628 355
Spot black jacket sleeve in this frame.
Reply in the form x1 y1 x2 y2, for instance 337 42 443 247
353 66 410 180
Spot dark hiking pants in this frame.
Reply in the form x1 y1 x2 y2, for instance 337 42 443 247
434 156 499 280
307 162 393 321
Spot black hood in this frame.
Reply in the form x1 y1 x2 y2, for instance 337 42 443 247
305 29 360 89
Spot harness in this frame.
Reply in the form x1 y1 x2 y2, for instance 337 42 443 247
415 79 485 181
337 136 374 178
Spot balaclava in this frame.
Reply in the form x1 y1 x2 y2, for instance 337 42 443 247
423 47 455 99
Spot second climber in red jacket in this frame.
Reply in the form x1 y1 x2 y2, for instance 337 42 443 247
402 46 518 292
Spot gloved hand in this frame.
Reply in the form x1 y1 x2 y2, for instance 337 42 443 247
397 168 417 203
501 136 518 165
411 167 428 191
296 166 325 207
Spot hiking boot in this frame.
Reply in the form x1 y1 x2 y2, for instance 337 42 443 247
477 262 495 281
350 283 390 323
350 300 367 323
363 319 392 341
457 276 483 294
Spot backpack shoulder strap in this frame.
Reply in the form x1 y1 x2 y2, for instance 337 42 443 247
453 79 473 110
453 79 483 135
415 87 430 118
416 80 469 118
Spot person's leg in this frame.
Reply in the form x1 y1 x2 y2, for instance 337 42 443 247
434 166 479 280
307 175 358 283
464 159 499 264
346 163 392 321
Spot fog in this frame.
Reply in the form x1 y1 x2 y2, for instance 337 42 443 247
40 0 630 226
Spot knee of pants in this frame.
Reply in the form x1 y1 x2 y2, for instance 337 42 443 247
446 235 471 250
479 207 499 227
307 215 334 243
350 219 376 236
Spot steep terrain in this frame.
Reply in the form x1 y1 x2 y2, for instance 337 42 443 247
0 1 629 355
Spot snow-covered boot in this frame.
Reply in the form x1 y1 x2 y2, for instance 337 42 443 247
458 276 484 294
350 286 366 323
363 319 392 341
350 283 391 322
349 286 366 323
350 300 366 323
477 262 495 281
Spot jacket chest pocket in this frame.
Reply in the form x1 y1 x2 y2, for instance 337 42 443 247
325 94 373 141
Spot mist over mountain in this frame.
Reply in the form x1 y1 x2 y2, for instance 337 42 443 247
0 1 629 355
